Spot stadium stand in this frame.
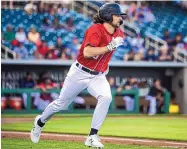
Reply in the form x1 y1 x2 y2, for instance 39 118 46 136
141 2 187 38
1 1 187 62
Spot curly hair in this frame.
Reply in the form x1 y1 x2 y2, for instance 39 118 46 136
93 13 104 24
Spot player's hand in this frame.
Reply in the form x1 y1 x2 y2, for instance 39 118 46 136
107 37 124 51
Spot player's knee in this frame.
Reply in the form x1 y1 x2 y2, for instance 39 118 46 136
100 95 112 104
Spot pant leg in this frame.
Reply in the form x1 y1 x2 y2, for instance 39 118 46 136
22 92 40 109
130 97 135 111
37 98 50 111
123 96 134 111
145 95 157 115
40 63 90 123
87 74 112 130
22 93 27 108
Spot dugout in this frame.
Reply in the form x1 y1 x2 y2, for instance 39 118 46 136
1 60 187 114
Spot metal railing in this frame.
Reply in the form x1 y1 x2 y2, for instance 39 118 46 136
145 34 167 55
1 88 170 114
71 1 99 17
173 48 187 63
1 88 139 113
123 21 140 37
1 45 16 59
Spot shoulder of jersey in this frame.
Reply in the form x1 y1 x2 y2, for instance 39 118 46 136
89 23 103 30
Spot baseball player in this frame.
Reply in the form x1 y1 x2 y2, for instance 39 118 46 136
31 3 126 148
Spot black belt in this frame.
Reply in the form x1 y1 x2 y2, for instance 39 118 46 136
76 63 102 75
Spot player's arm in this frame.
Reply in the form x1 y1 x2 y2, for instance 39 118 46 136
116 86 123 92
83 37 124 58
83 46 108 58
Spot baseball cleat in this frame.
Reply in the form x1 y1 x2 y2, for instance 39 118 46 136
30 115 43 143
85 135 104 148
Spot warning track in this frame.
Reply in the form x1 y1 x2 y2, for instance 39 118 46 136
2 131 187 148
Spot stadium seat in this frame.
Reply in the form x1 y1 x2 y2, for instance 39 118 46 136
2 3 185 61
137 3 187 38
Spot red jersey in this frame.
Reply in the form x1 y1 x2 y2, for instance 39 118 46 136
77 23 124 72
37 82 56 89
37 43 49 56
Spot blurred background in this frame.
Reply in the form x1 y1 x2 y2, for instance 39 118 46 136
1 0 187 115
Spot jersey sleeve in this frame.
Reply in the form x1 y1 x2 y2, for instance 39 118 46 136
84 25 102 47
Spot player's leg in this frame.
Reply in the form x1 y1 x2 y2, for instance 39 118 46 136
131 98 135 111
123 96 132 111
88 74 112 131
40 77 87 123
129 97 135 111
145 95 157 115
31 63 89 143
85 74 112 148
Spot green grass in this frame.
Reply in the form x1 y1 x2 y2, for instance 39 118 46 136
2 116 187 141
2 113 186 118
1 138 177 149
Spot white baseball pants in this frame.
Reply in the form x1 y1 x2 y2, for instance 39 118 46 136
40 62 112 130
145 95 157 115
123 96 135 111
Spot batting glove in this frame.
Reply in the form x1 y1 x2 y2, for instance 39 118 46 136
107 37 124 51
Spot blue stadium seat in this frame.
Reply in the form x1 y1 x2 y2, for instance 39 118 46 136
138 3 187 38
41 36 46 41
